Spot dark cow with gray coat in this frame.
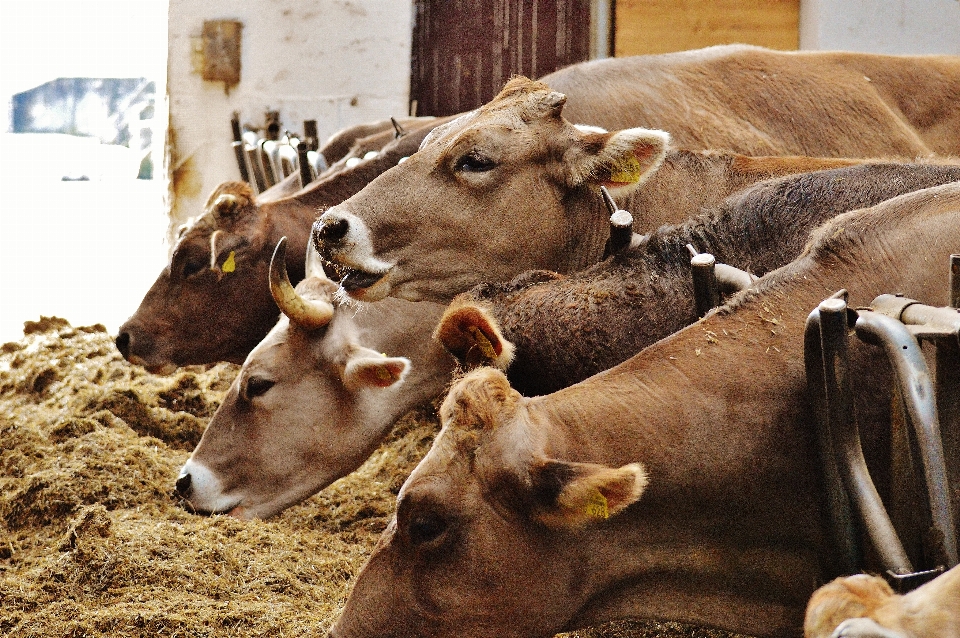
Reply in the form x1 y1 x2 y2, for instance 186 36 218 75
437 162 960 396
330 182 960 638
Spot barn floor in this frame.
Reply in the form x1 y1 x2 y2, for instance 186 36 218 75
0 318 749 638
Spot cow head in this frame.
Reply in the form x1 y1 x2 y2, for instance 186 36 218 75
330 367 647 638
175 238 454 519
312 77 669 303
117 182 298 372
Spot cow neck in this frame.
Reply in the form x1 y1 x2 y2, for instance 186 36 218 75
556 189 609 274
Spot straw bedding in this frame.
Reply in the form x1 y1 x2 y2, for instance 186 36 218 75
0 317 744 638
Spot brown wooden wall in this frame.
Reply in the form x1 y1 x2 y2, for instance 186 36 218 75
411 0 593 117
615 0 800 57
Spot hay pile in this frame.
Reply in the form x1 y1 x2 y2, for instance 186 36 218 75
0 318 745 638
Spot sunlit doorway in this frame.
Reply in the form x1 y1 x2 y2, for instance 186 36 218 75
0 0 169 344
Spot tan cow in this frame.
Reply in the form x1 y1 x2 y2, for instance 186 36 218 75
329 182 960 638
174 238 455 518
313 45 960 302
804 566 960 638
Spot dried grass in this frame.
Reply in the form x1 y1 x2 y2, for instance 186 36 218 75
0 318 745 638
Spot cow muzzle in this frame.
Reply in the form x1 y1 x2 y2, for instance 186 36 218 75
311 210 394 299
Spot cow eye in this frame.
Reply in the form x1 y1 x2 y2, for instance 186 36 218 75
407 512 448 547
182 261 206 278
244 376 275 400
455 153 496 173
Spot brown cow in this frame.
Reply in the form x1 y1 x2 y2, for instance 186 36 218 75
329 182 960 638
313 46 960 302
437 162 960 396
174 239 454 519
804 566 960 638
116 118 443 373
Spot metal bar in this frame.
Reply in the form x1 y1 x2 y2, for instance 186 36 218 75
600 185 633 257
691 253 719 318
390 116 405 138
297 141 312 188
304 120 319 151
230 113 251 183
856 310 958 569
260 140 280 187
950 254 960 309
804 304 860 576
820 299 914 575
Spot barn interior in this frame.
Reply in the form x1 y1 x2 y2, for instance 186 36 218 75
1 1 959 637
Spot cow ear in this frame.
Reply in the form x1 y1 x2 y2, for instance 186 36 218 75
565 128 669 195
342 347 410 391
529 459 648 528
203 181 254 219
434 300 514 370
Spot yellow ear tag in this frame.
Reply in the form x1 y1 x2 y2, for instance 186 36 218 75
585 491 609 520
221 251 236 273
608 155 644 184
467 325 497 360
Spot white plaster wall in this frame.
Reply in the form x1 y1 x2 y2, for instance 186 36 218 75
167 0 412 225
800 0 960 54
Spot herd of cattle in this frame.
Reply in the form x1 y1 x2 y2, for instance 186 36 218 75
115 45 960 638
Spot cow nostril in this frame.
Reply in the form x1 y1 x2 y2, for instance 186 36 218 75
175 472 192 497
115 331 131 359
313 216 349 247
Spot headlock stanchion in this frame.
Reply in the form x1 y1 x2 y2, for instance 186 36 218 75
805 256 960 592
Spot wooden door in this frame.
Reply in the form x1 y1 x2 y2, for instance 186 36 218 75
411 0 593 117
615 0 799 57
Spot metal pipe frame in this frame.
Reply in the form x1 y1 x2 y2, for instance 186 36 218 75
856 308 958 570
817 298 915 575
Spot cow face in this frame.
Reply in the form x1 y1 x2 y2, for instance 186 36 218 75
176 246 453 519
313 77 669 303
331 368 647 638
117 182 287 371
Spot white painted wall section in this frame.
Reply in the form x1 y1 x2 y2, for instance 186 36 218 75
800 0 960 54
167 0 412 226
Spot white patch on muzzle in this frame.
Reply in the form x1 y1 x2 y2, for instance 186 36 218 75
178 458 240 514
317 209 395 277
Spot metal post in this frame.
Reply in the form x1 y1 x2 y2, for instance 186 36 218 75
600 185 634 257
304 119 319 152
950 254 959 309
230 113 251 184
691 253 719 318
820 299 914 576
297 141 312 188
804 303 860 576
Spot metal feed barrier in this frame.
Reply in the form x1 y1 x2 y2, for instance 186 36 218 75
805 254 960 592
229 111 328 193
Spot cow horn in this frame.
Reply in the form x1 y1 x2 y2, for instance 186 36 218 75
210 230 223 271
269 237 334 329
212 193 240 218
